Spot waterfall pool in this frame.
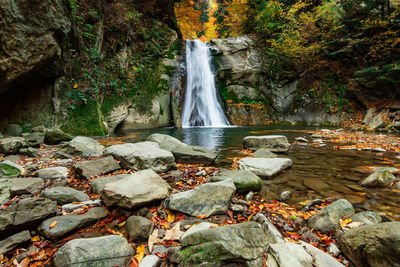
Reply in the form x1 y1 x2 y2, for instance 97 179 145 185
117 125 400 221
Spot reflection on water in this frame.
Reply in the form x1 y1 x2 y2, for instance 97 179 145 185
120 126 400 220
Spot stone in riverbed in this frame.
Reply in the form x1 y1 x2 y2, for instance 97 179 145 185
307 199 355 233
243 135 291 152
303 179 330 192
349 211 382 225
139 255 161 267
10 178 44 195
44 128 73 145
253 148 278 158
164 180 235 217
90 174 129 194
339 222 400 267
0 160 24 178
361 171 396 188
180 222 213 241
0 137 27 155
73 156 121 179
106 142 175 173
373 167 398 174
0 230 31 255
53 235 134 267
56 136 105 158
179 222 269 266
18 147 39 157
209 169 262 193
102 169 171 209
22 132 45 147
126 216 154 241
37 166 68 179
41 187 89 204
38 207 108 240
237 157 293 178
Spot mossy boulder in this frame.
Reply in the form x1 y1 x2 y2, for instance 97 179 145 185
44 129 73 145
209 170 262 193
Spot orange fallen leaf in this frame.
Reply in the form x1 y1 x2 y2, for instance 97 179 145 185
49 221 58 229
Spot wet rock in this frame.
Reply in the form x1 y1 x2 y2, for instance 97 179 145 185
73 156 121 179
37 166 68 179
327 243 340 257
339 222 400 267
10 178 44 196
279 190 291 202
361 171 396 188
181 222 213 241
139 255 160 267
38 207 107 240
243 135 291 152
106 142 175 173
164 180 235 217
209 169 262 193
44 128 73 145
349 211 382 225
57 136 105 158
180 222 269 266
237 157 293 178
90 174 130 194
0 137 27 155
18 147 39 157
5 124 22 137
0 230 31 255
127 216 154 241
0 197 58 237
308 199 355 233
53 235 134 267
303 179 330 191
253 148 278 158
41 187 89 204
373 167 398 174
0 160 24 178
102 169 171 209
167 246 182 264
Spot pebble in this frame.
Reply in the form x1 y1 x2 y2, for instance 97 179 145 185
195 170 207 176
61 199 102 211
327 243 341 257
279 191 291 202
245 191 254 201
231 204 244 212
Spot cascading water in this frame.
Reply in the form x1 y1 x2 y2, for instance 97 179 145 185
181 40 230 127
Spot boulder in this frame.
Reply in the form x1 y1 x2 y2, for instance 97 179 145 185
106 142 175 173
253 213 284 243
146 133 185 147
0 180 10 203
38 207 108 240
373 167 398 174
179 222 269 266
243 135 291 152
349 211 382 225
10 178 44 196
237 158 293 178
0 137 27 155
308 199 355 233
102 169 171 209
0 230 31 255
37 166 68 179
57 136 105 158
339 222 400 267
253 148 278 158
164 180 235 217
0 197 58 237
41 187 89 204
180 222 213 241
73 156 121 179
209 170 262 193
22 132 45 147
361 171 396 187
90 174 130 194
53 235 134 267
126 216 154 241
44 128 73 145
4 124 22 137
0 160 24 178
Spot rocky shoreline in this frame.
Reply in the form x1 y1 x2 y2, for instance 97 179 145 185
0 128 398 266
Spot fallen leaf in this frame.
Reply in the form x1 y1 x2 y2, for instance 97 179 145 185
31 236 41 242
163 223 184 241
49 221 58 229
133 244 146 264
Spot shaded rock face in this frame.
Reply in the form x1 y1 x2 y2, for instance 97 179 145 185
126 216 154 241
73 156 121 179
339 222 400 267
53 235 134 267
0 230 31 255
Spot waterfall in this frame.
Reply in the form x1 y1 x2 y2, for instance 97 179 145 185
181 40 230 128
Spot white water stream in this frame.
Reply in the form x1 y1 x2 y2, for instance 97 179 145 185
181 40 230 127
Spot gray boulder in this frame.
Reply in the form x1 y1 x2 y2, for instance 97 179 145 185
22 132 45 147
73 156 121 179
38 207 108 240
57 136 105 158
126 216 154 241
41 187 89 204
243 135 291 152
147 133 185 147
179 222 269 266
0 180 10 203
180 222 213 241
308 199 355 233
102 169 171 209
10 178 44 195
53 235 134 267
0 230 31 255
44 128 73 145
339 222 400 267
373 167 398 174
37 166 68 179
253 148 278 158
0 137 27 155
139 255 161 267
0 160 24 178
164 180 235 217
238 158 293 178
90 174 130 194
361 171 396 187
349 211 382 225
209 170 262 193
106 142 175 173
